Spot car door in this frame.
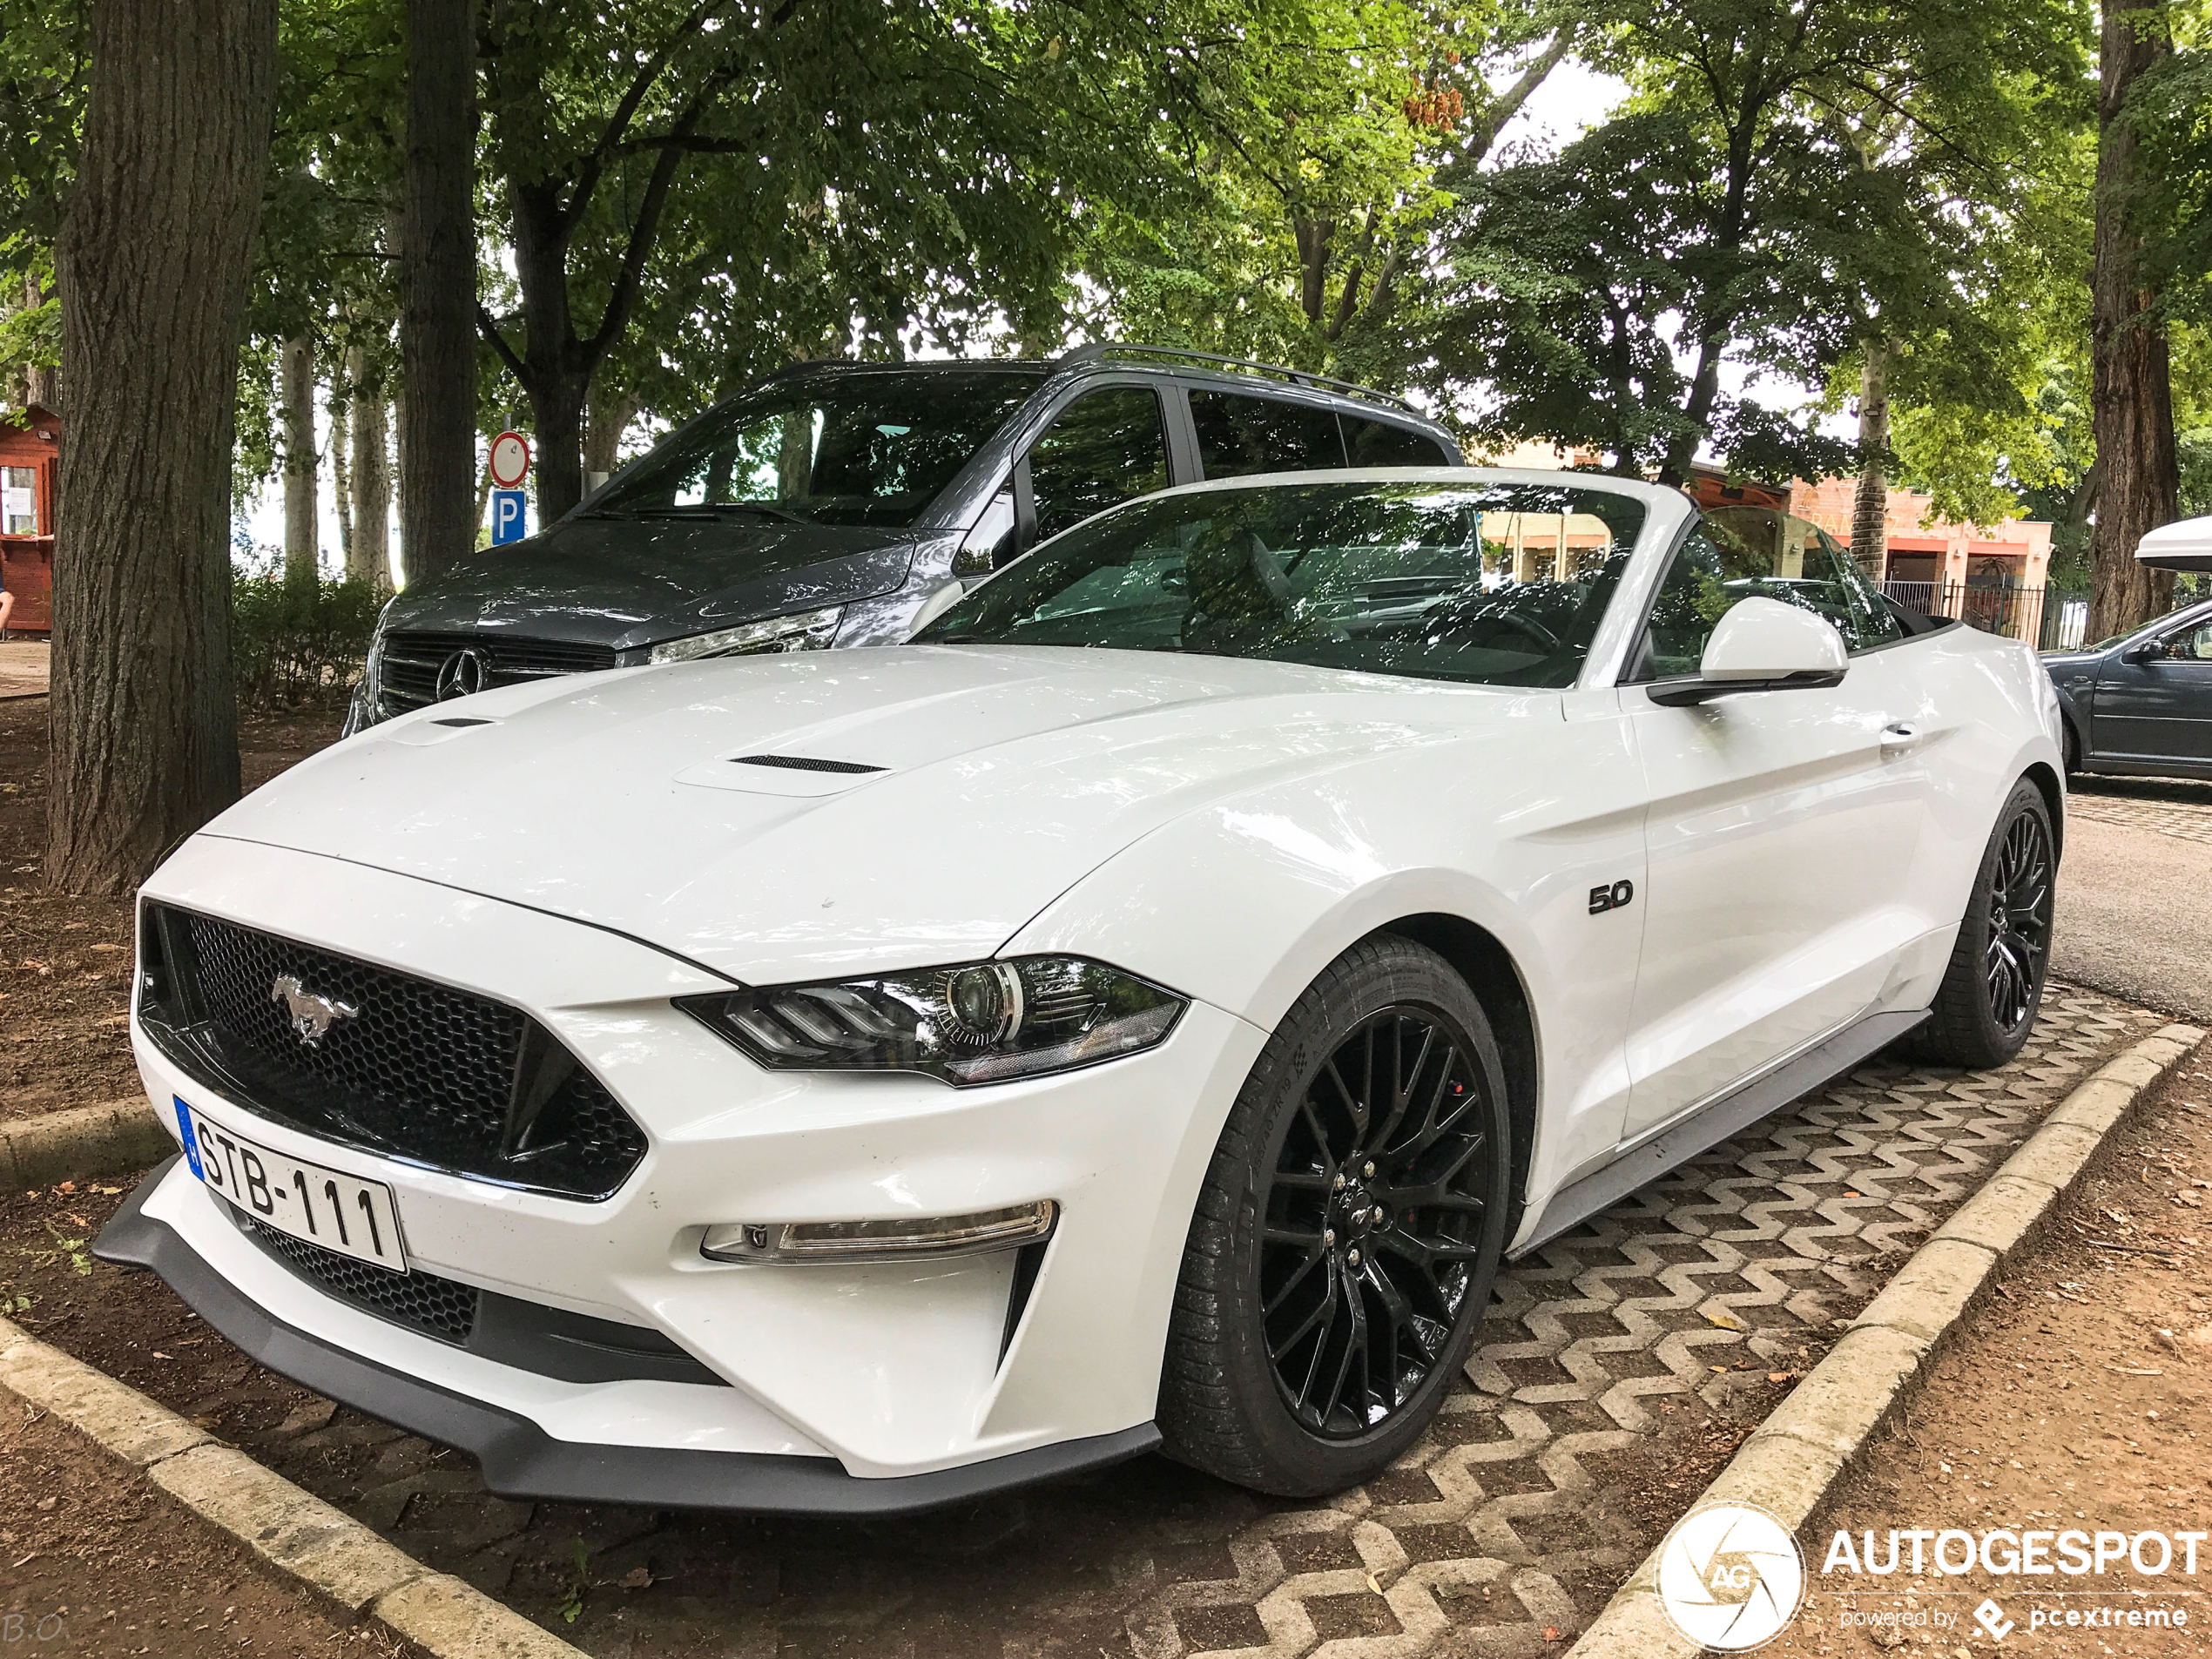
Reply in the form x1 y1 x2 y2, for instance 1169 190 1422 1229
2089 610 2212 765
1617 509 1942 1140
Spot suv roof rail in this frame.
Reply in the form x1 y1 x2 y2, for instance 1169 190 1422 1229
1053 342 1421 417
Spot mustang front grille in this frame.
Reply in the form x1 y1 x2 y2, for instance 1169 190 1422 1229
138 903 647 1200
378 631 617 715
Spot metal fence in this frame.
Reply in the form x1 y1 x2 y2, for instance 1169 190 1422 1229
1881 580 2092 651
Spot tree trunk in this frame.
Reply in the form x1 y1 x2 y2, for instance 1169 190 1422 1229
332 382 353 567
22 273 59 409
507 180 588 523
46 0 275 896
280 333 318 592
2088 0 2180 643
582 387 637 484
1849 343 1892 577
348 362 391 589
398 0 477 583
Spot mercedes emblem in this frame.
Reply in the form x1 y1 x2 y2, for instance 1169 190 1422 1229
435 647 489 701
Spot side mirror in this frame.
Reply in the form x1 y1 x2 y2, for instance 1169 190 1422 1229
2121 638 2168 665
1648 596 1849 707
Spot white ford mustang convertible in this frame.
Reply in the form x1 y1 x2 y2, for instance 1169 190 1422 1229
100 469 2063 1511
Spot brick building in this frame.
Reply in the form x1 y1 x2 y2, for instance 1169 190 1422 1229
1784 475 2053 592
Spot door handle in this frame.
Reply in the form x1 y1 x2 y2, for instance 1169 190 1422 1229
1879 721 1919 755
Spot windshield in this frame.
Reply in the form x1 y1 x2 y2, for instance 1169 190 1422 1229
916 480 1649 687
589 368 1046 529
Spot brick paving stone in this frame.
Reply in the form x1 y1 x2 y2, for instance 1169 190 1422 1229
189 984 2160 1659
2067 776 2212 846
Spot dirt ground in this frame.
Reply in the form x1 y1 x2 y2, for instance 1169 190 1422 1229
0 1397 432 1659
1760 1036 2212 1656
0 698 336 1121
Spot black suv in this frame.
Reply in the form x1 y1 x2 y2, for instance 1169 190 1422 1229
347 345 1463 730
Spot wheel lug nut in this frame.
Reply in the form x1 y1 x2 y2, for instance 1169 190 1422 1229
1363 1161 1375 1178
1347 1248 1361 1266
1332 1172 1346 1190
1322 1229 1336 1246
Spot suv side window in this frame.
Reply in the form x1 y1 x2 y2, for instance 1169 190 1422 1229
1343 415 1455 467
1631 507 1901 681
2163 618 2212 662
1189 389 1345 478
1027 387 1170 543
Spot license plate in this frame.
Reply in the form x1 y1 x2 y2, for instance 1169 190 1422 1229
173 1096 408 1273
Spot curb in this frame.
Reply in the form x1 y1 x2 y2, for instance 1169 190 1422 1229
1 1096 173 1190
1564 1021 2208 1658
0 1312 586 1658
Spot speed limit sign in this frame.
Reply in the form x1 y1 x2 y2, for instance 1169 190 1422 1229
489 430 531 489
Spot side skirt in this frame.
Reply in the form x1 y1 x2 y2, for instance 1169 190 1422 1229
1509 1008 1928 1260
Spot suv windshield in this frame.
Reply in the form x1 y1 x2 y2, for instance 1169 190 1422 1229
917 480 1649 687
590 368 1047 529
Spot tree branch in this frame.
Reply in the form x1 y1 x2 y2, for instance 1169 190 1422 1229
477 303 529 386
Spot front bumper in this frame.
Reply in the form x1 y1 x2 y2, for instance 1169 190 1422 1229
116 835 1268 1506
95 1163 1158 1514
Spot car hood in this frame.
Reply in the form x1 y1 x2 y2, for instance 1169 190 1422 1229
196 647 1525 986
377 516 931 652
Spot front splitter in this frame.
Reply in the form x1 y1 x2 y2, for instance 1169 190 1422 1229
93 1157 1162 1516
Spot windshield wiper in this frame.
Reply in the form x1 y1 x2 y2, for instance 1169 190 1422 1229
605 502 807 523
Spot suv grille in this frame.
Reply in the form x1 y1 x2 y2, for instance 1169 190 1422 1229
378 631 617 716
140 905 647 1200
232 1207 480 1342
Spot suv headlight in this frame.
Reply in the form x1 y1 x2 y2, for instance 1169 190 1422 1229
677 955 1186 1085
650 605 844 663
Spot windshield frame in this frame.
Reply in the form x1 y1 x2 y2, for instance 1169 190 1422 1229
914 468 1685 691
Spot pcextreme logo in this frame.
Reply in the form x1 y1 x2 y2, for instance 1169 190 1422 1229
1656 1501 1808 1650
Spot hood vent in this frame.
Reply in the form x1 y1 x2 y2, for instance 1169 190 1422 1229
731 754 886 775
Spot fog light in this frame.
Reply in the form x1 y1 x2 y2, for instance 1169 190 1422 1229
701 1201 1055 1264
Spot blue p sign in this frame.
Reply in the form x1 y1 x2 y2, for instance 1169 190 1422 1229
491 489 529 546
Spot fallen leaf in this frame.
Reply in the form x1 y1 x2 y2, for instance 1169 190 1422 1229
619 1566 652 1590
1541 1628 1562 1643
1769 1372 1790 1383
1366 1573 1384 1595
1703 1312 1744 1331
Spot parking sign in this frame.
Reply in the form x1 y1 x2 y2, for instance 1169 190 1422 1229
491 488 529 545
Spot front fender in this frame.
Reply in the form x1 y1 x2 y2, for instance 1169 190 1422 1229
1003 710 1653 1218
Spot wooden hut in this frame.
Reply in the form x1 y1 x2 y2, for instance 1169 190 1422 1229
0 404 57 636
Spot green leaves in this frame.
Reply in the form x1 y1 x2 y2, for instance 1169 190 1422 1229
1418 0 2094 484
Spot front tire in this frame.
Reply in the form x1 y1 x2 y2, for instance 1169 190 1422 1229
1899 779 2056 1069
1157 938 1511 1496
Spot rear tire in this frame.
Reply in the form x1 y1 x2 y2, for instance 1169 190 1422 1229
1898 779 2055 1069
1157 937 1511 1497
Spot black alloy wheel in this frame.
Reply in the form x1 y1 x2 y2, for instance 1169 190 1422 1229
1900 778 2058 1070
1984 808 2054 1035
1159 937 1512 1496
1260 1008 1494 1437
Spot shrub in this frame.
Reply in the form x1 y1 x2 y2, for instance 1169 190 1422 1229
232 574 384 709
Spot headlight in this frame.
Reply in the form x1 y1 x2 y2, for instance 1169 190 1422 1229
677 955 1186 1085
649 605 843 663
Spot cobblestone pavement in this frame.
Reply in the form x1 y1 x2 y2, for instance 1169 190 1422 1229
164 986 2160 1659
2067 774 2212 846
